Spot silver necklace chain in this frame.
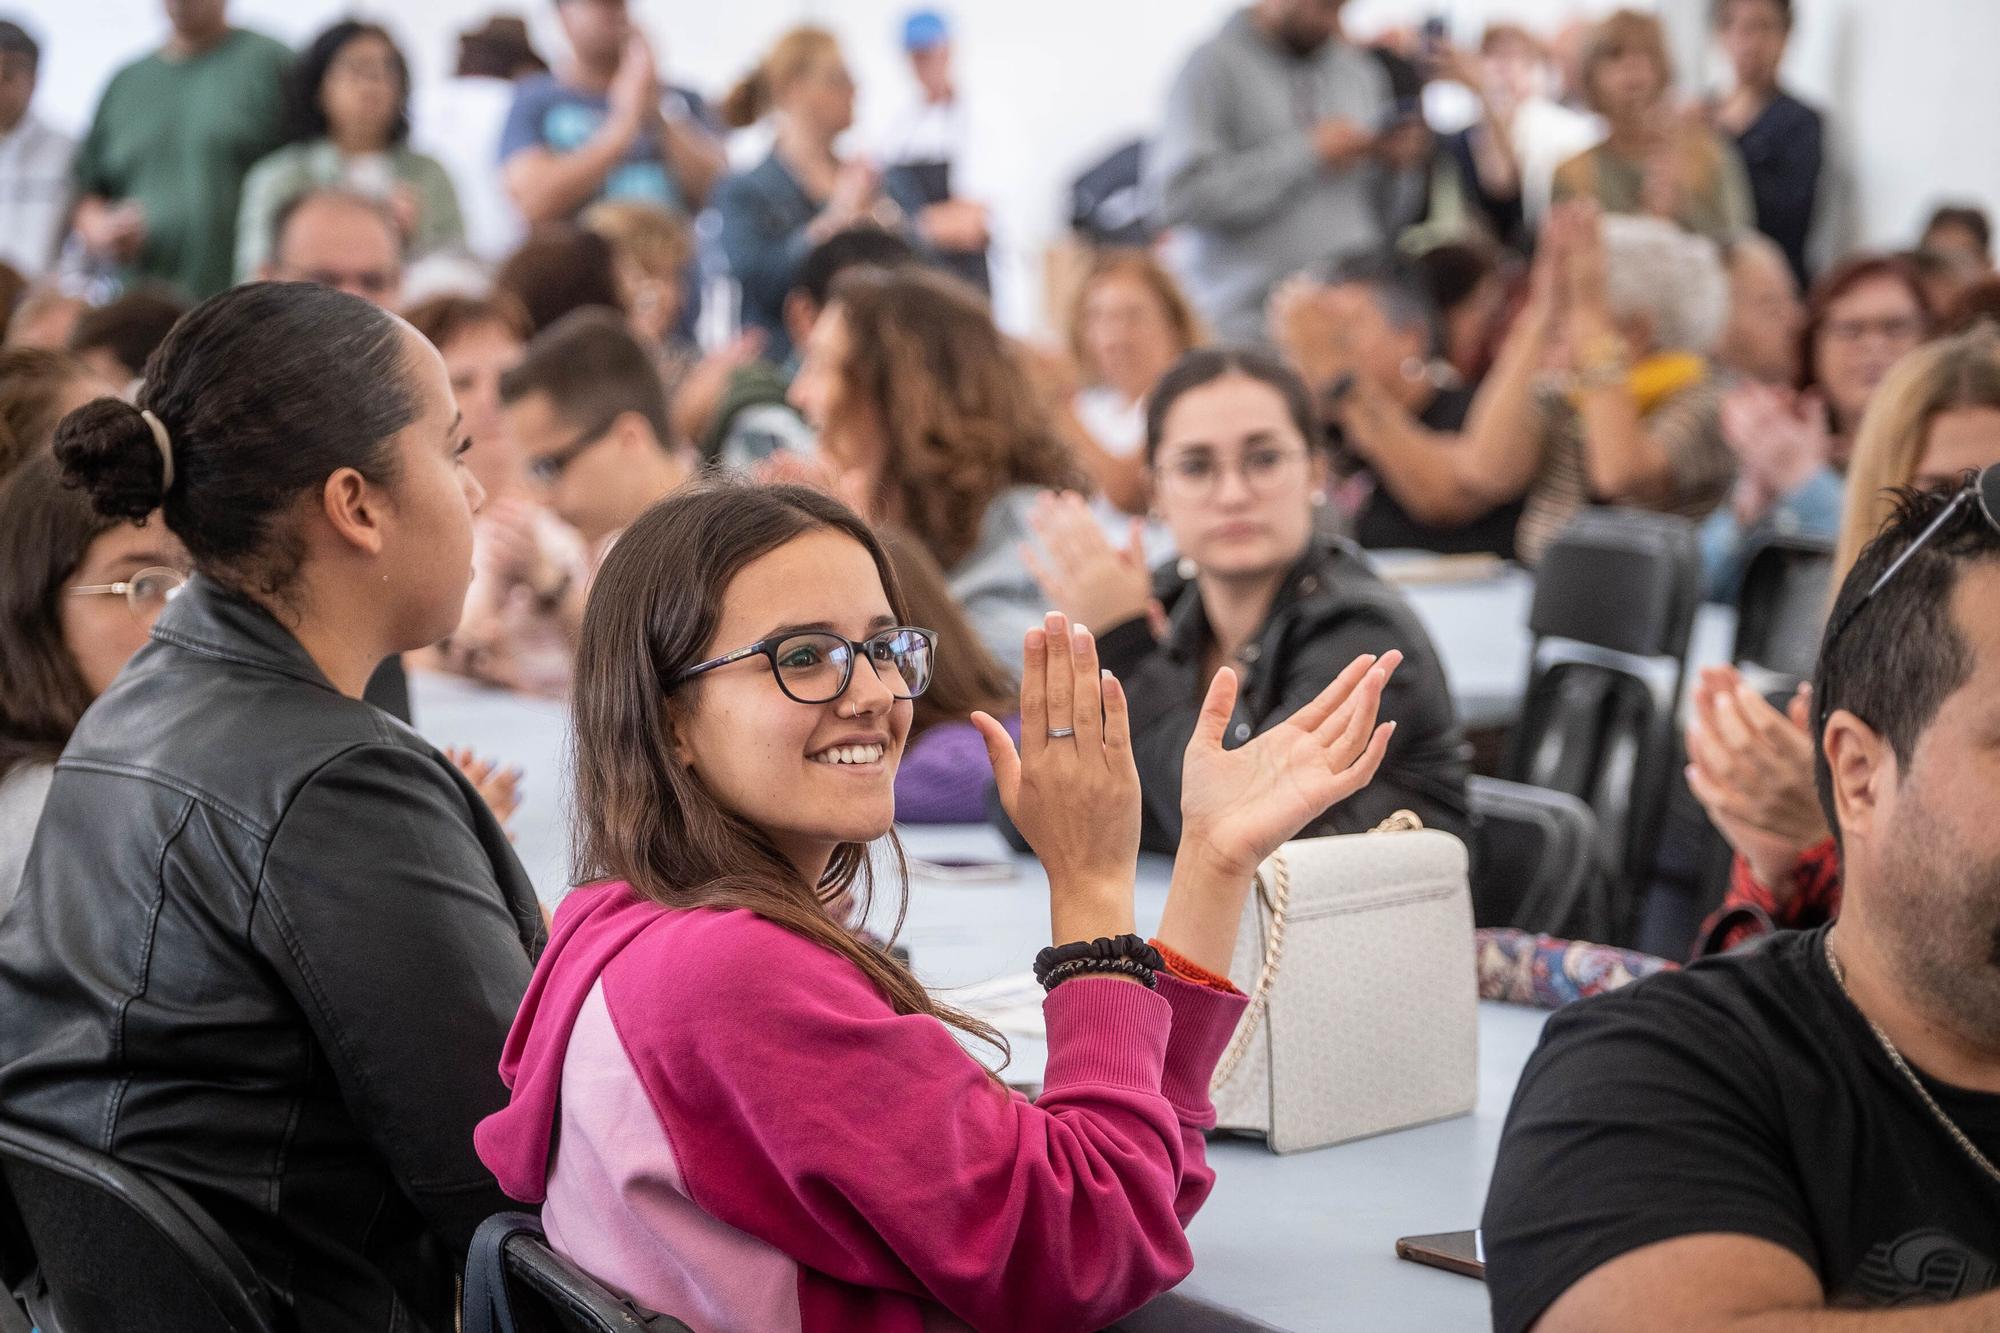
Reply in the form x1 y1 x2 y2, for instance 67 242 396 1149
1823 935 2000 1189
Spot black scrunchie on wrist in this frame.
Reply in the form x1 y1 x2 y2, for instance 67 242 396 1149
1042 956 1159 991
1035 934 1165 991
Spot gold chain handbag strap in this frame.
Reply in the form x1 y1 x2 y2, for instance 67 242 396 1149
1206 811 1422 1094
1210 850 1289 1091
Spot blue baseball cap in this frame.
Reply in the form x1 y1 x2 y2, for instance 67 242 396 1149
902 10 950 52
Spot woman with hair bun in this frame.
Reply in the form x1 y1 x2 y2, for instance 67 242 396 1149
713 25 988 364
712 26 886 363
0 281 545 1332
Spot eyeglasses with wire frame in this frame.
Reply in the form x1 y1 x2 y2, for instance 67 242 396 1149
66 566 188 619
672 626 938 705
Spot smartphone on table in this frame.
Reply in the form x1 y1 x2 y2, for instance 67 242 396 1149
908 855 1016 884
1395 1228 1485 1280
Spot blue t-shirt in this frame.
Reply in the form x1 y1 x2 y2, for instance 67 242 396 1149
497 75 700 214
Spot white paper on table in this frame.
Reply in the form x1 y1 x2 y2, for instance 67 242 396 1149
944 972 1048 1042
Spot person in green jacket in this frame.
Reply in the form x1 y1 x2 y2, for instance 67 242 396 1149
235 19 465 282
70 0 290 300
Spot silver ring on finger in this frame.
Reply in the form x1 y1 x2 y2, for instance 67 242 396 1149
1046 727 1077 739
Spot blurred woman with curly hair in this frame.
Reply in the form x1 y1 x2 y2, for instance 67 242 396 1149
787 264 1079 669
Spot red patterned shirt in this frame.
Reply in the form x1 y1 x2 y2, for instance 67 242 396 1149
1694 837 1844 957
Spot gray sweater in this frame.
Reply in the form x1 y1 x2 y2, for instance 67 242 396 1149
947 485 1048 677
0 762 53 918
1150 11 1396 341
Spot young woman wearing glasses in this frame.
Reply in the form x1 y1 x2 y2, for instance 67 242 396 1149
0 448 187 910
476 478 1401 1330
1027 346 1474 856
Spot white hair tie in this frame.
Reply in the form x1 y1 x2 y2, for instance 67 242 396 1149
140 409 175 494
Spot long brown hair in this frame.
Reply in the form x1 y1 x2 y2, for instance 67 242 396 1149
571 479 1005 1058
0 448 118 782
827 265 1081 569
877 527 1014 739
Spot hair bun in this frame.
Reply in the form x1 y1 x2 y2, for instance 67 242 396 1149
52 396 169 521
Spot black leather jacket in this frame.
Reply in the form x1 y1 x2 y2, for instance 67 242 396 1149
0 578 545 1331
1098 537 1474 858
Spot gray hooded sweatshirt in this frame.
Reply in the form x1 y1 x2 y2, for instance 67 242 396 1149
1150 9 1396 341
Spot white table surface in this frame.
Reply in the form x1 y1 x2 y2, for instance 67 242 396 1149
412 672 1549 1332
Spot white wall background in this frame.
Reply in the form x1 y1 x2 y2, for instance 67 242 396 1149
13 0 1998 328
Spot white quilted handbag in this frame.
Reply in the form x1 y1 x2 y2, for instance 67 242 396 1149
1209 812 1478 1154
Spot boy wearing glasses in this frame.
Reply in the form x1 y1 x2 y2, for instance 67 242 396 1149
499 307 697 549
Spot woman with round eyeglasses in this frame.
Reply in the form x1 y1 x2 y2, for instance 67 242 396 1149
1698 253 1931 601
0 448 188 910
1027 346 1474 858
477 478 1402 1329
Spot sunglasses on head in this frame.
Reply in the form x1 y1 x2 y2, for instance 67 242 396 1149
1824 464 2000 652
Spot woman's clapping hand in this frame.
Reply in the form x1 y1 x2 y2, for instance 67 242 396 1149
1023 491 1155 637
973 612 1141 948
1177 651 1402 881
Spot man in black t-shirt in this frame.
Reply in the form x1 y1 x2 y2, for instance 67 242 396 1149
1484 479 2000 1331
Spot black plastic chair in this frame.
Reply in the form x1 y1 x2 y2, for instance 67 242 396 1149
1732 533 1835 683
1504 510 1703 943
1525 508 1704 663
464 1212 692 1333
1469 776 1612 941
0 1117 283 1333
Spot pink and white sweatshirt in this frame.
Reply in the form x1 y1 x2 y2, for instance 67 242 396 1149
473 881 1249 1332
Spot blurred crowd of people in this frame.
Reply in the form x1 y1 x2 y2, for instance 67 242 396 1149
3 1 2000 1328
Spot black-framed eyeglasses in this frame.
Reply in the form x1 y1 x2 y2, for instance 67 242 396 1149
673 626 937 705
1826 464 2000 650
527 415 618 486
67 566 188 619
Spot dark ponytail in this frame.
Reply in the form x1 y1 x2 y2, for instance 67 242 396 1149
53 282 420 600
53 398 168 521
